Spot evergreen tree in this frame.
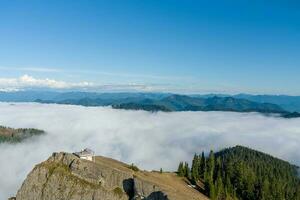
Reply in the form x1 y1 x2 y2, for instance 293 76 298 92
184 162 191 180
191 153 200 183
216 171 224 199
178 146 300 200
207 150 215 179
204 166 210 194
260 179 270 200
177 162 185 177
200 151 206 179
209 179 216 200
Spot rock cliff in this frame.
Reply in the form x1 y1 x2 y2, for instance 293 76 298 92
12 152 209 200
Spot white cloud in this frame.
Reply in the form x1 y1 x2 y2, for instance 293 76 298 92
19 74 92 88
0 103 300 199
0 74 168 92
0 74 93 90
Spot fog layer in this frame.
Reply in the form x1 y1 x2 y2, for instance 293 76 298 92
0 103 300 199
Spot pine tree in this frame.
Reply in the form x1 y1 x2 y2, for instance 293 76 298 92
209 179 216 200
261 179 270 200
200 151 206 179
225 175 233 195
184 162 191 180
177 162 184 177
191 154 200 183
183 162 187 176
204 166 210 193
216 171 224 200
207 150 215 179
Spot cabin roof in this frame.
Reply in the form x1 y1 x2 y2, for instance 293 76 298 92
74 148 94 157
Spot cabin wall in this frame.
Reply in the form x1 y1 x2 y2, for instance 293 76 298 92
80 155 93 161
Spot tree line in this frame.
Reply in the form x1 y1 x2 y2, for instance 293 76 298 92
177 146 300 200
0 125 45 143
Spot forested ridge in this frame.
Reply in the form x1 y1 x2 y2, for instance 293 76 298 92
177 146 300 200
2 91 300 117
36 94 300 118
0 126 45 143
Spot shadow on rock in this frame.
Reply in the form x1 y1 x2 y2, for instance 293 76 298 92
123 178 134 199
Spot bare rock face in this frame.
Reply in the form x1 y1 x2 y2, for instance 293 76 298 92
133 177 168 200
13 152 168 200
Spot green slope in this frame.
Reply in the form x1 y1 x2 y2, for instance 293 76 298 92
178 145 300 200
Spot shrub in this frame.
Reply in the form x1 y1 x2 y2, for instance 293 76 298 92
128 163 139 172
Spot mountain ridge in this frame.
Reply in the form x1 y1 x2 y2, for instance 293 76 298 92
11 152 209 200
1 91 300 118
11 145 300 200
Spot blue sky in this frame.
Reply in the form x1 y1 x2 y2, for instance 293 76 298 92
0 0 299 94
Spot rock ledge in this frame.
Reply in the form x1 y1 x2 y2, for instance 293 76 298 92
12 152 168 200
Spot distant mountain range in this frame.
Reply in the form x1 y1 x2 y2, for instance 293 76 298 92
192 94 300 112
1 91 300 118
112 95 286 113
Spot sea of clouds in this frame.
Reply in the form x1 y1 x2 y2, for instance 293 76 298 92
0 103 300 199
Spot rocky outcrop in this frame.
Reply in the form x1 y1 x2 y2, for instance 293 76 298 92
133 177 168 200
13 152 169 200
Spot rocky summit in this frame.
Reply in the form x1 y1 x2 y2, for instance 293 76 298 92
12 152 208 200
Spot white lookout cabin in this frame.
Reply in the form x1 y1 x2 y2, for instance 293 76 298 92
74 148 95 162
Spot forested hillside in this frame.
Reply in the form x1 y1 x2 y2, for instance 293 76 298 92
36 94 300 118
178 146 300 200
233 94 300 112
36 94 292 116
0 126 45 143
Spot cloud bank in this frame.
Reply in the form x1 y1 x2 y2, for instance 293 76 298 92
0 74 93 91
0 103 300 199
0 74 162 92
